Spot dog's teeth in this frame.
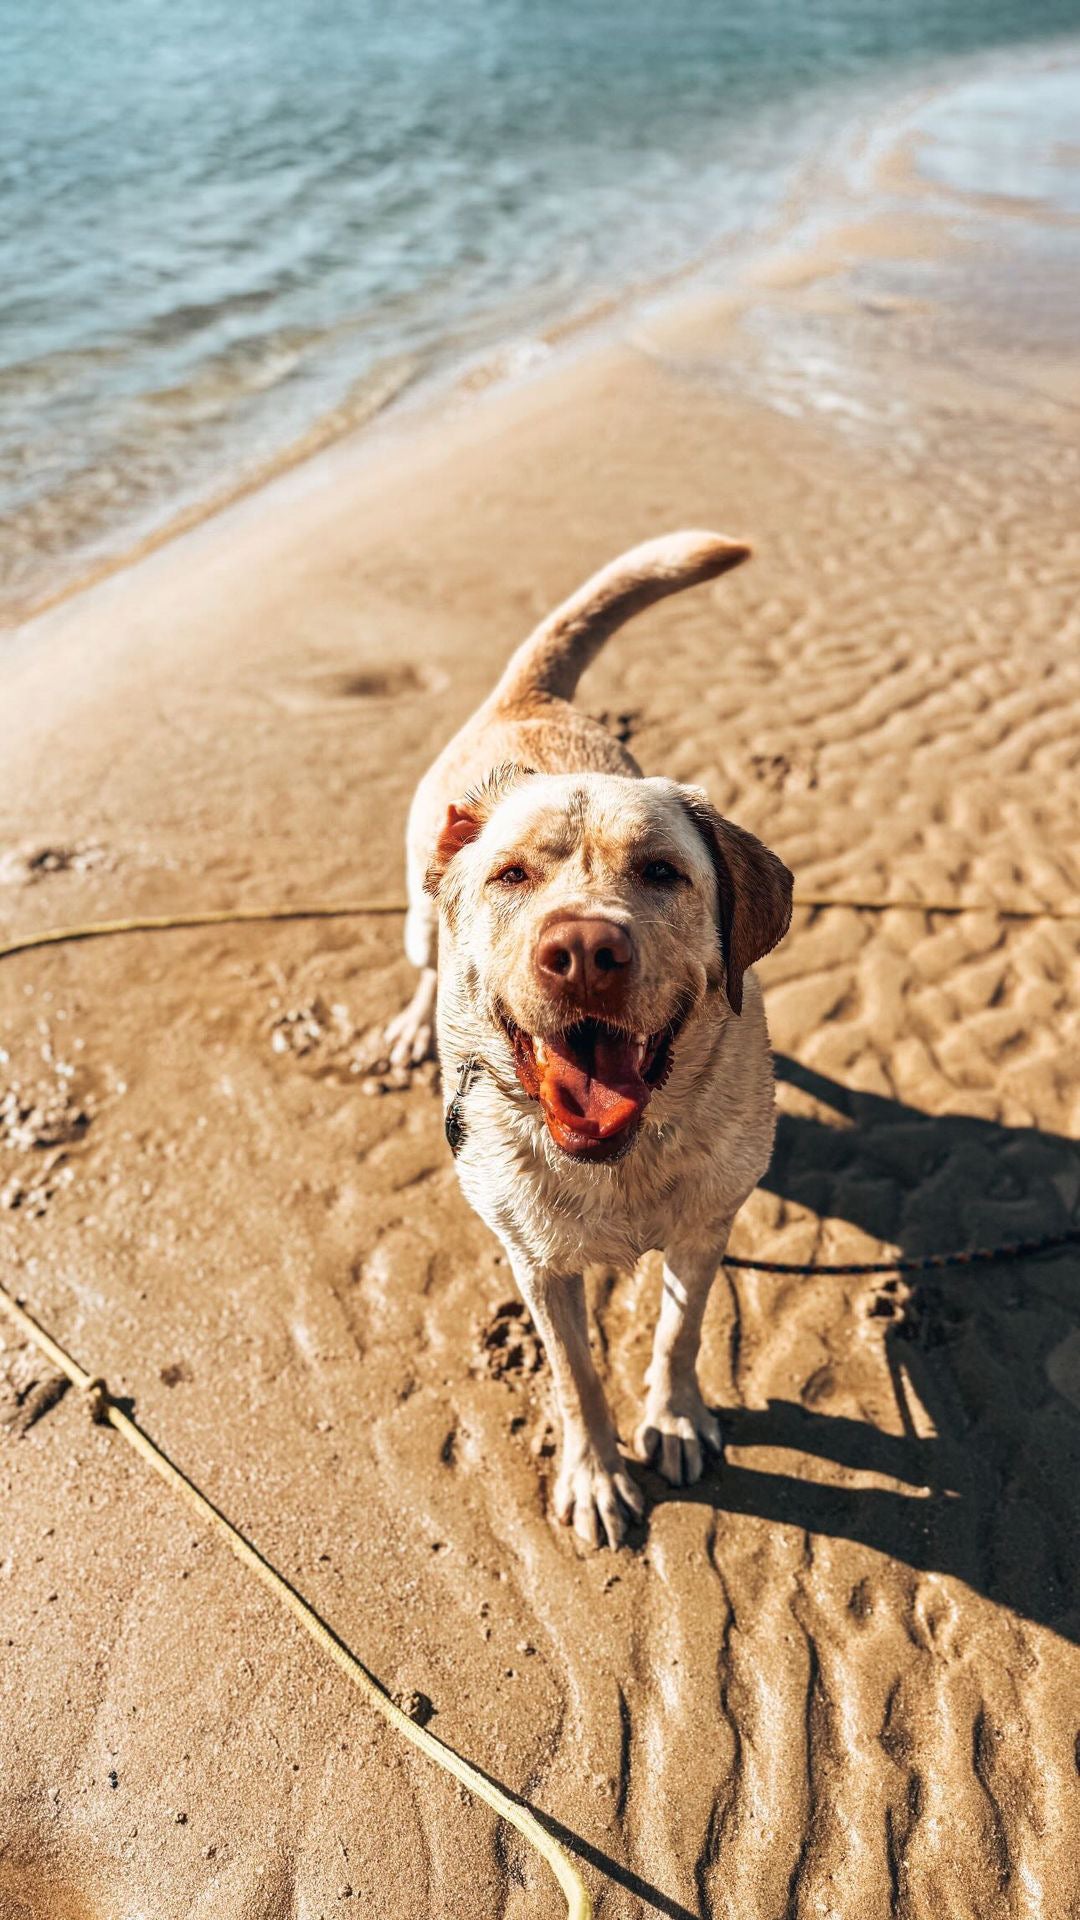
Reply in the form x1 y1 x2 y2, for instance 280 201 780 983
533 1038 547 1065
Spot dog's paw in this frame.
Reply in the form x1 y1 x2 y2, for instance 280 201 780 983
383 971 437 1068
383 1007 433 1067
553 1447 643 1549
635 1392 722 1486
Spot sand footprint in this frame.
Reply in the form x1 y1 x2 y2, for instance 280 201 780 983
269 662 447 712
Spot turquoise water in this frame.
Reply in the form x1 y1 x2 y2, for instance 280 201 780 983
2 0 1079 615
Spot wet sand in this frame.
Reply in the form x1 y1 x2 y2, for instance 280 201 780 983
2 77 1080 1920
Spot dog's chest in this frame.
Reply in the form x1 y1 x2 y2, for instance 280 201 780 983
456 1100 736 1272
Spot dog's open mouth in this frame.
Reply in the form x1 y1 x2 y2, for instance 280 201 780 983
506 1016 677 1159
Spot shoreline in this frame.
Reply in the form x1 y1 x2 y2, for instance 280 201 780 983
6 29 1079 636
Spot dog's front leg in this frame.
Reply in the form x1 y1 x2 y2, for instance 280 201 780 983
383 879 437 1067
510 1260 643 1549
636 1229 732 1486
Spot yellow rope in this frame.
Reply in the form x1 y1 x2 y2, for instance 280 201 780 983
0 1280 591 1920
1 891 1078 968
0 900 408 963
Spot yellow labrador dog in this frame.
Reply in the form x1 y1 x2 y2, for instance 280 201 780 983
386 533 792 1546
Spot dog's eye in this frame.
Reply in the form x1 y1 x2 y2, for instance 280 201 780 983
491 864 530 887
641 858 684 885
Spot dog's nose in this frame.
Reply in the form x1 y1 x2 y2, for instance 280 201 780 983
535 918 634 1000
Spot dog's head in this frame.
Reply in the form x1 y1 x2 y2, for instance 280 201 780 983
427 767 792 1163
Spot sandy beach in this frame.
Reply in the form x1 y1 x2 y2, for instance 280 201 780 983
3 60 1080 1920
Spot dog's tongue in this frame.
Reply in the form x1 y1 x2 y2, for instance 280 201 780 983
537 1029 650 1149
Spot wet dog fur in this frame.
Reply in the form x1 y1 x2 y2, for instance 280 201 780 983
386 533 792 1546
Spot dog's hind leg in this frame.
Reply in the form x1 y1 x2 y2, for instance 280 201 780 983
510 1260 643 1549
635 1229 732 1486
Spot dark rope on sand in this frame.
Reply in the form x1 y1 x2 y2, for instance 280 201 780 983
723 1227 1080 1278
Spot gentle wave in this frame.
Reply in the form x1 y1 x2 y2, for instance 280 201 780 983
3 0 1080 623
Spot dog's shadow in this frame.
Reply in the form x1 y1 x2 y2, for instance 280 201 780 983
653 1056 1080 1641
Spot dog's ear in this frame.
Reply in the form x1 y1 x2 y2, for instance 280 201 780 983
678 787 793 1014
433 801 483 874
425 763 537 898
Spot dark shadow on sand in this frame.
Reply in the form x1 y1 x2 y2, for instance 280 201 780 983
536 1810 699 1920
657 1055 1080 1641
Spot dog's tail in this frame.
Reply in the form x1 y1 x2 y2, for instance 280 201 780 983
490 530 750 711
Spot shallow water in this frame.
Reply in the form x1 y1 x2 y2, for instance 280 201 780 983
2 0 1079 619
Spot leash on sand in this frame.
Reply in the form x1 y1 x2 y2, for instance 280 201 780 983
1 888 1078 1916
2 888 1080 965
6 890 1079 1286
0 900 407 962
722 1229 1080 1277
0 1277 593 1920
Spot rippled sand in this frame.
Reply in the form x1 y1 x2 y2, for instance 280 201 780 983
1 106 1079 1920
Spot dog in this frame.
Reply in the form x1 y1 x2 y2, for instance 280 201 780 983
385 532 793 1546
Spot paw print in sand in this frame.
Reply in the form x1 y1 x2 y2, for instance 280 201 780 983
481 1300 544 1381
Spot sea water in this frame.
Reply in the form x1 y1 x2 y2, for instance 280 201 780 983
2 0 1079 617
